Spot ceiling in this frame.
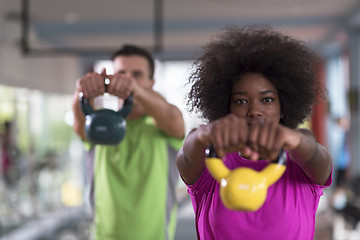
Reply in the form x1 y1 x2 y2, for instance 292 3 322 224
1 0 360 61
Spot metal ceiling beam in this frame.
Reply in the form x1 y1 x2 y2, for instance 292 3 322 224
154 0 164 53
20 0 164 57
21 0 29 55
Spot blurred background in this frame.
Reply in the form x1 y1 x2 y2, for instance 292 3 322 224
1 0 360 239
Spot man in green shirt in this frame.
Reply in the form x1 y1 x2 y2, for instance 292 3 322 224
72 45 185 240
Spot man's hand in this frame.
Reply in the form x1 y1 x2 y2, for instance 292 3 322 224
106 73 138 100
75 68 107 98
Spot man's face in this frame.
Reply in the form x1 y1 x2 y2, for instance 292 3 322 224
113 55 154 89
112 55 154 114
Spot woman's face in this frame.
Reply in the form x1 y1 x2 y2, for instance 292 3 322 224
230 73 281 125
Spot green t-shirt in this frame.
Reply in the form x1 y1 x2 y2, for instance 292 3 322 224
92 115 183 240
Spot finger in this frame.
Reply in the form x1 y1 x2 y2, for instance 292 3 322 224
80 75 92 98
90 73 105 97
234 119 253 157
211 122 226 158
229 120 247 155
258 118 269 155
76 78 86 97
249 151 260 161
100 68 109 92
107 73 122 95
221 115 242 156
211 118 233 159
259 118 280 160
101 68 107 78
239 146 253 158
265 120 278 155
97 73 107 94
247 120 261 154
224 116 240 153
221 120 231 151
269 127 284 160
110 73 132 98
196 124 212 147
120 75 134 98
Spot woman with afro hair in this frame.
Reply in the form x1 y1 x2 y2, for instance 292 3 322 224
176 25 333 240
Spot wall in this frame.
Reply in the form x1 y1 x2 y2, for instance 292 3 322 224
0 16 82 95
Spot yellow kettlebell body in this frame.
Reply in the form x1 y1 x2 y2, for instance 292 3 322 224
206 154 286 211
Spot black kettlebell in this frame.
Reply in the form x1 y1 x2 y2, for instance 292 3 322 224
79 81 133 145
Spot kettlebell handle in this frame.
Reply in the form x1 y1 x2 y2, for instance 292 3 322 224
79 93 133 116
78 77 133 117
205 145 286 165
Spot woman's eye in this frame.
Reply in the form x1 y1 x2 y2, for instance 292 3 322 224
263 97 274 103
235 99 247 104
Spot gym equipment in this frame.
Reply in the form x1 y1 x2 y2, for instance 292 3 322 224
79 84 133 145
205 145 287 211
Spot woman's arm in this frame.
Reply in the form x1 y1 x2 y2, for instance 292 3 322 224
176 127 209 185
288 129 332 185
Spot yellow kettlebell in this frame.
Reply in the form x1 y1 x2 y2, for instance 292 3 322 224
205 146 287 211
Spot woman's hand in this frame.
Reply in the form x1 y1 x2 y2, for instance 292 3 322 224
199 114 302 162
197 114 250 159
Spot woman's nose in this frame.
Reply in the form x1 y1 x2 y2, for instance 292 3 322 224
246 102 262 118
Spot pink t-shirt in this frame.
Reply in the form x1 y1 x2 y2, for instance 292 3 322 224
187 152 332 240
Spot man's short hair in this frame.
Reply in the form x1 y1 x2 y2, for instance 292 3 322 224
111 45 155 79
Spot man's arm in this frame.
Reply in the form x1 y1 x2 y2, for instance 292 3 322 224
73 79 185 140
72 71 105 141
72 90 87 140
132 85 185 139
